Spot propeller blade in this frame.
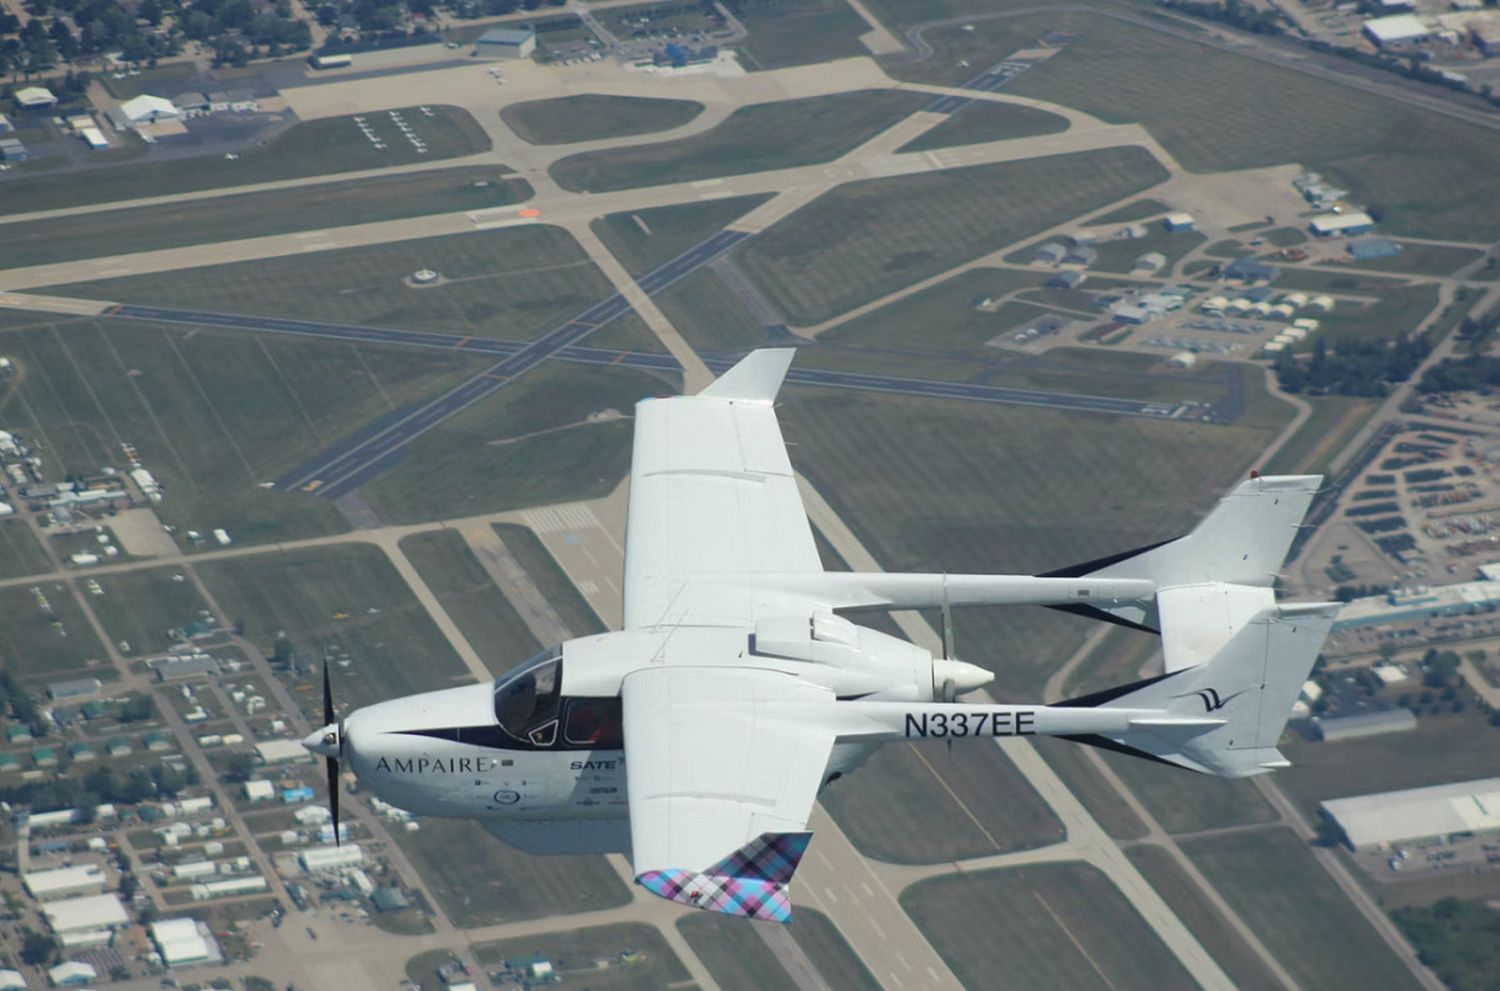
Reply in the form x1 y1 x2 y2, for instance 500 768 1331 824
322 660 335 729
325 755 341 848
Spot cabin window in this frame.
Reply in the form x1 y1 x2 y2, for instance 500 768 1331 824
493 647 563 741
563 698 624 749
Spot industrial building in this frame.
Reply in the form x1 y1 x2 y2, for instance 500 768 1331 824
1322 777 1500 848
47 678 102 702
475 26 536 59
1033 242 1067 264
42 893 128 940
118 94 180 124
301 844 364 872
14 86 56 110
1048 270 1085 290
1162 213 1195 232
0 138 28 162
256 739 310 764
24 865 107 901
1472 18 1500 56
1132 251 1166 273
0 969 24 990
1349 237 1401 260
1225 257 1279 284
48 961 96 986
171 92 211 117
1332 580 1500 630
1364 13 1431 48
151 917 219 967
1310 212 1375 237
1314 708 1417 742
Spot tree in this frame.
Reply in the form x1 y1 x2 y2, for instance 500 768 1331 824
19 929 54 966
225 751 256 781
1379 640 1399 661
120 694 155 722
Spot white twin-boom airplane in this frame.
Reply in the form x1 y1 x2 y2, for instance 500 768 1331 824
304 349 1337 923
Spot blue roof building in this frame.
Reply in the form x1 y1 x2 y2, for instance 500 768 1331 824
1348 237 1401 260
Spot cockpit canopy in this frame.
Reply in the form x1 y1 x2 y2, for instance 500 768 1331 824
492 646 622 749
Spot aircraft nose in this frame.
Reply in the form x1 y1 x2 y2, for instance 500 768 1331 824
302 723 340 759
933 658 995 696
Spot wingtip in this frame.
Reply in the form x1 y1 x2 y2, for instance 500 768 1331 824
699 349 796 402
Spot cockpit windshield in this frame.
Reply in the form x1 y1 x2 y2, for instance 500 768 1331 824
493 646 563 745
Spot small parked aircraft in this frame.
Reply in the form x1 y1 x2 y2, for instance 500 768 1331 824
305 349 1336 922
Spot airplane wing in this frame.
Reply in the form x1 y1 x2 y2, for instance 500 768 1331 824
622 665 833 922
622 349 822 630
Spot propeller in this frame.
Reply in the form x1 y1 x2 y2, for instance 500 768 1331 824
321 661 342 847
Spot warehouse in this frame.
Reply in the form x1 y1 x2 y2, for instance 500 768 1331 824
1314 708 1416 742
1322 777 1500 848
151 917 218 967
1310 212 1375 237
24 865 107 901
118 94 180 124
43 893 128 937
300 844 364 872
1364 14 1431 48
256 739 310 764
14 86 56 110
475 26 536 59
1349 237 1401 260
1333 580 1500 630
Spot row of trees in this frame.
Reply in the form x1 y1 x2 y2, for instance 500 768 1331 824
0 760 200 814
1273 334 1432 397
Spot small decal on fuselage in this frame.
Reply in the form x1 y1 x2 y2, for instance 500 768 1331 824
904 710 1036 739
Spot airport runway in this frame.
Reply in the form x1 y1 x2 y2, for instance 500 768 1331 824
926 57 1039 114
261 228 752 498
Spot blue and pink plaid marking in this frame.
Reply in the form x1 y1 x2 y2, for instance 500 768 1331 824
637 832 812 923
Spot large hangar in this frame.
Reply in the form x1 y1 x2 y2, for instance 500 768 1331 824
1322 777 1500 848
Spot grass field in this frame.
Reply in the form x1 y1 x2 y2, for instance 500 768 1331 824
1278 709 1500 822
1085 199 1169 226
0 167 530 269
0 582 109 685
473 922 689 991
551 90 930 192
1263 395 1379 475
1182 826 1421 991
0 521 50 579
0 106 491 217
398 817 629 925
736 147 1168 325
728 0 871 69
196 543 472 711
1101 750 1278 834
652 268 769 351
1032 737 1149 840
898 101 1069 153
398 531 542 676
0 320 486 545
1344 242 1484 278
501 93 704 145
591 195 773 277
821 738 1064 863
360 363 673 524
895 13 1500 241
48 226 617 344
818 267 1048 352
1124 845 1287 991
88 567 212 657
779 378 1290 698
1313 283 1441 341
494 524 606 637
903 862 1198 991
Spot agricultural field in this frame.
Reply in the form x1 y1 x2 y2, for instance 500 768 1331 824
778 380 1291 698
1124 845 1287 991
88 567 213 657
359 363 673 524
0 167 530 269
897 101 1069 153
0 581 109 685
1277 709 1500 822
551 90 930 192
47 226 619 344
397 817 629 926
903 862 1198 991
501 94 704 145
473 923 690 991
0 106 491 216
1182 827 1421 991
736 147 1168 325
728 0 872 69
893 12 1500 240
0 521 51 580
494 524 606 638
821 740 1063 863
397 531 542 677
0 319 485 545
590 195 772 277
196 543 472 711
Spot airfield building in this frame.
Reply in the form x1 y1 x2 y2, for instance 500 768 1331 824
24 865 107 901
119 94 180 124
1322 777 1500 848
476 26 536 59
1314 708 1417 742
14 86 56 110
1310 212 1375 237
1364 14 1431 48
1163 213 1196 232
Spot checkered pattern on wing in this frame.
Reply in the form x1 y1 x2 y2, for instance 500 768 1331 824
637 869 793 923
705 831 812 884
